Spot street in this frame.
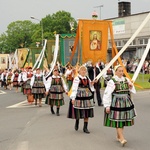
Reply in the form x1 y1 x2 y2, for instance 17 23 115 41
0 87 150 150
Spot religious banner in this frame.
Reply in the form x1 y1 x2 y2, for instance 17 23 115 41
0 54 8 69
81 20 110 64
60 34 77 66
17 48 29 68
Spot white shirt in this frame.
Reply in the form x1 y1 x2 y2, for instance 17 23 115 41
18 72 27 82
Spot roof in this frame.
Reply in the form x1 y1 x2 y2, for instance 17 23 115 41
105 11 150 20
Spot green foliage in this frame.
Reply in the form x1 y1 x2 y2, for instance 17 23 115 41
101 74 150 90
129 73 150 90
0 10 77 53
0 20 36 53
42 10 77 39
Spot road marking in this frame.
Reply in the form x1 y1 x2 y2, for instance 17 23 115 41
7 99 46 108
0 90 6 94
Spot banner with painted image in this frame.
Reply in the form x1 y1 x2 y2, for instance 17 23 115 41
17 48 29 68
81 20 109 64
0 54 8 69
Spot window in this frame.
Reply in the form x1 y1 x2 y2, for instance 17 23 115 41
123 40 128 45
130 40 136 45
139 38 148 45
144 38 148 44
115 40 122 47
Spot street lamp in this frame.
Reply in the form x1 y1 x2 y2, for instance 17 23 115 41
31 16 44 46
93 5 104 20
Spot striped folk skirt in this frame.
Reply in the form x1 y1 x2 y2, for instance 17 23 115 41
32 87 45 99
67 100 94 119
45 93 64 106
104 94 136 128
13 81 19 87
23 80 32 95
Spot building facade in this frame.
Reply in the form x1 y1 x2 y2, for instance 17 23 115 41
108 11 150 61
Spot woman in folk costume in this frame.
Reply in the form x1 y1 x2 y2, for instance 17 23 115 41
30 68 46 107
64 64 75 91
11 69 20 92
103 65 136 147
6 69 13 90
22 67 34 103
68 65 95 134
18 68 26 92
1 69 8 89
45 68 68 116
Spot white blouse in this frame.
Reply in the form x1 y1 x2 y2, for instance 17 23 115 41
70 75 95 100
103 75 136 108
45 75 68 92
30 74 46 88
64 69 73 78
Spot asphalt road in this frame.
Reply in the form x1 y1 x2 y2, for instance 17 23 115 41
0 86 150 150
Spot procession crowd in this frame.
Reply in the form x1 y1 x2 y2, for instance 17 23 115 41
122 58 150 74
0 60 138 147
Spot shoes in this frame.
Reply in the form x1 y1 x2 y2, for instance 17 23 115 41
83 122 90 134
56 108 60 116
120 139 127 147
56 112 60 116
35 100 37 105
98 104 103 106
74 119 79 131
51 107 55 114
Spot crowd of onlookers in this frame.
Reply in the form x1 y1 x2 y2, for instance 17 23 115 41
122 59 150 74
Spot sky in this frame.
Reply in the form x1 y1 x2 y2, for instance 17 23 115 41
0 0 150 34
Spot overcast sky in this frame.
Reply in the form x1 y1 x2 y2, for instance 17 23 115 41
0 0 150 34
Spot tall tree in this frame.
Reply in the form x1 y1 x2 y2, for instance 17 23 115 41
42 11 77 39
0 11 77 53
1 20 36 53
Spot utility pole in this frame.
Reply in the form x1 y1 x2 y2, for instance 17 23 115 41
93 5 104 20
31 16 44 47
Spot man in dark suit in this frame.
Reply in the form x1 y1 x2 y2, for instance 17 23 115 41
87 62 103 106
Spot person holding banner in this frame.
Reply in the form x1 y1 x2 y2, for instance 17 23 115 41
103 65 136 146
68 65 95 134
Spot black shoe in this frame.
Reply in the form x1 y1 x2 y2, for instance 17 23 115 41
35 100 37 105
56 108 60 116
83 128 90 134
98 102 103 106
83 122 90 134
51 107 55 114
75 119 79 131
